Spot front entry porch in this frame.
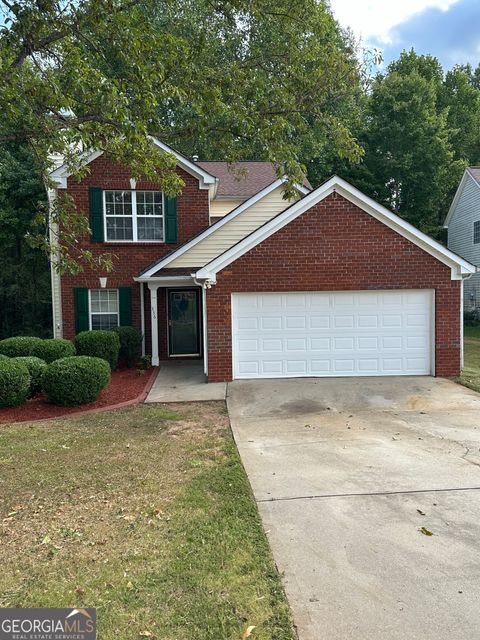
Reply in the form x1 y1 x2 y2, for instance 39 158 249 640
145 360 226 402
138 276 207 371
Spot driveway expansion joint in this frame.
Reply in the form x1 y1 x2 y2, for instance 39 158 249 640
256 486 480 503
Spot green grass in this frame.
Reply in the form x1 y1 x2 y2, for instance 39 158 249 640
458 326 480 392
0 403 294 640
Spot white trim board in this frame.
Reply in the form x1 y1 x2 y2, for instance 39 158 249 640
195 176 476 282
137 177 310 279
50 137 218 191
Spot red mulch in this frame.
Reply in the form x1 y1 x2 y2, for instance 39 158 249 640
0 367 157 424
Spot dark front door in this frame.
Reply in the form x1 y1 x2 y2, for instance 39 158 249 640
168 289 201 356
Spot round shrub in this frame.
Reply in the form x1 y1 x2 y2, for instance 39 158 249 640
0 354 9 360
42 356 111 406
114 326 143 368
74 331 120 370
14 356 47 397
0 336 44 358
0 359 30 408
31 338 75 363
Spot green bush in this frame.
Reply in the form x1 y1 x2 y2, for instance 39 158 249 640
114 326 143 367
42 356 111 406
74 331 120 370
31 338 75 363
14 356 47 397
0 336 44 358
0 359 30 408
0 354 9 360
464 310 480 327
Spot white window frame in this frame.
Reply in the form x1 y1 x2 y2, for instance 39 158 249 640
88 289 120 330
474 220 480 245
103 190 165 243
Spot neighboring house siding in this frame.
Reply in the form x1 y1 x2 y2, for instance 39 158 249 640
447 174 480 309
210 198 245 218
206 192 460 381
168 186 298 268
59 155 210 340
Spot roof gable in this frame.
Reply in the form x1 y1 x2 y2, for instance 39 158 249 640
444 168 480 228
194 176 475 282
50 137 218 190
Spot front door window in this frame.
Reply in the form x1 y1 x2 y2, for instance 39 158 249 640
168 290 200 356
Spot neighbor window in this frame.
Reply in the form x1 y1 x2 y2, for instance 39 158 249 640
104 190 164 241
474 221 480 244
89 289 119 330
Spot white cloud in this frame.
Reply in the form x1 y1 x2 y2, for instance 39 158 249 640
329 0 461 44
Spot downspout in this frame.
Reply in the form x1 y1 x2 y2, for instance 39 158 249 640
140 281 145 357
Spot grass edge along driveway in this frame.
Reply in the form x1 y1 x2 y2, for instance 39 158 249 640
0 402 295 640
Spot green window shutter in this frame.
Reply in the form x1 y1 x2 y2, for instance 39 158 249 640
119 287 132 326
74 288 89 333
89 186 104 242
164 196 177 244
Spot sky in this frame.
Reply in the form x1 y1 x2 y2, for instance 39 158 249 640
330 0 480 69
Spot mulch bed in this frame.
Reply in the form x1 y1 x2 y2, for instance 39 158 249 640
0 367 158 424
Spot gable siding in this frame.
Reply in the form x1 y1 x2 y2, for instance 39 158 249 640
447 174 480 309
167 186 298 268
210 198 245 218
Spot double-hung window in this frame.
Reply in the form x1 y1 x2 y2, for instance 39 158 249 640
104 190 164 242
89 289 119 330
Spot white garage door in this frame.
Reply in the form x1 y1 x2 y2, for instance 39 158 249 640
232 291 433 379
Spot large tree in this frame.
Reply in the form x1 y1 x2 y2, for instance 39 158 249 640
331 51 465 236
0 0 364 273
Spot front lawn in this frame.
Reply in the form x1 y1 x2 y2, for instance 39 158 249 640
459 326 480 392
0 403 294 640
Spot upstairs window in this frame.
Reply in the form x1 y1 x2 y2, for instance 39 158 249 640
104 190 164 242
474 221 480 244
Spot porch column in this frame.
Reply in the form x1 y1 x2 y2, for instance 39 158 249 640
148 283 159 366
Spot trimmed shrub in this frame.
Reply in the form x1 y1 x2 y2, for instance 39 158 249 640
14 356 47 396
0 354 9 360
42 356 111 406
0 359 30 408
74 331 120 370
114 326 143 368
31 338 75 363
0 336 44 358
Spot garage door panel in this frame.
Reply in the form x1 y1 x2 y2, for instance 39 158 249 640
232 291 433 379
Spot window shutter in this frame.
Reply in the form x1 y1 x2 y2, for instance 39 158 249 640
119 287 132 326
89 187 104 242
74 288 89 333
164 196 177 244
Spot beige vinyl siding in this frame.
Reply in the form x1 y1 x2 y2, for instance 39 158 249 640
210 198 245 218
169 186 298 268
447 173 480 309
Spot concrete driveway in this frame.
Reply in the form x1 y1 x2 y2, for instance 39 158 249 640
227 377 480 640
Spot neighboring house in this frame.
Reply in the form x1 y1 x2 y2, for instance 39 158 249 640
49 138 474 382
444 167 480 310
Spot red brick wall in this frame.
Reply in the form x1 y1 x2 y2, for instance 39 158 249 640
206 192 461 381
60 155 209 343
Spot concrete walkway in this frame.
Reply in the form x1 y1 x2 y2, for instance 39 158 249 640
228 376 480 640
145 360 226 402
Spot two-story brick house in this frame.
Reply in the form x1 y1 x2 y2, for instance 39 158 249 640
49 138 475 381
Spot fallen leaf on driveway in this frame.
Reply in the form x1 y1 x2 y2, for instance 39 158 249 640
419 527 433 536
417 509 426 516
